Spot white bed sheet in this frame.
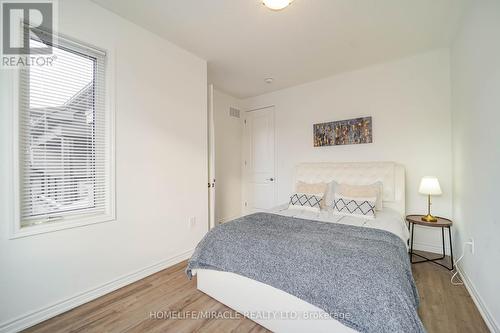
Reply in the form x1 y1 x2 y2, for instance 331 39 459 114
268 204 410 246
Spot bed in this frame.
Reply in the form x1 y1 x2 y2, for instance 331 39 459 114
187 162 423 333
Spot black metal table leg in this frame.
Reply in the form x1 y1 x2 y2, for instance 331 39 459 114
441 227 445 258
409 224 454 271
410 222 415 262
448 226 454 270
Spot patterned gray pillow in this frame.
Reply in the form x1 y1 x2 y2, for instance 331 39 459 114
289 193 323 212
332 194 376 219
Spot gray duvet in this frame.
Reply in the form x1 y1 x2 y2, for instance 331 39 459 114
186 212 425 333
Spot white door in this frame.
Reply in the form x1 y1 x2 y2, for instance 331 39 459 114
243 106 276 213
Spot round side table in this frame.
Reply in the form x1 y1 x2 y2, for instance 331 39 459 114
406 215 454 271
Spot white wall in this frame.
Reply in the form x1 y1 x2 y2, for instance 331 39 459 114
243 49 453 253
0 0 208 331
213 89 243 224
450 0 500 330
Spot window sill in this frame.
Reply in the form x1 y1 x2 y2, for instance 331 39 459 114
9 213 116 239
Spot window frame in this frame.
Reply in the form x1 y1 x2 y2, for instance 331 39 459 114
9 31 115 239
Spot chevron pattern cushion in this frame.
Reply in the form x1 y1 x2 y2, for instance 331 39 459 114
332 194 376 219
289 193 323 212
336 182 383 211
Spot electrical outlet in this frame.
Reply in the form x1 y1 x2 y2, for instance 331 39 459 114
468 238 475 255
189 217 196 228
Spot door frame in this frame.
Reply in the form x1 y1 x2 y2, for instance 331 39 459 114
242 105 278 215
208 84 216 229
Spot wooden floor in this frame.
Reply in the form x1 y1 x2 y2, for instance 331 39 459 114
411 252 489 333
25 252 489 333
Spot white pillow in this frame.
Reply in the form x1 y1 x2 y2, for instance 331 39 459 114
294 181 329 209
332 194 376 219
288 193 324 212
336 182 383 211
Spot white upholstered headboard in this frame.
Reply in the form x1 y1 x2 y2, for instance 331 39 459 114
293 162 406 216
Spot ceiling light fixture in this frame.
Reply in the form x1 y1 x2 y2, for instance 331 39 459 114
263 0 294 11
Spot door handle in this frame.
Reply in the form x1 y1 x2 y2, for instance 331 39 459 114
268 178 275 182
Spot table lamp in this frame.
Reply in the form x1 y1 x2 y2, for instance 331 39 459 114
419 177 442 222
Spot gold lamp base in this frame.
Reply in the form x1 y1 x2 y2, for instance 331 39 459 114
421 214 438 223
421 194 438 222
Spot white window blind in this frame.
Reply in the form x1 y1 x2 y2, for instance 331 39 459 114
19 31 110 227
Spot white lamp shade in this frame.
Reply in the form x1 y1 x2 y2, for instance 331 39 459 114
419 177 442 195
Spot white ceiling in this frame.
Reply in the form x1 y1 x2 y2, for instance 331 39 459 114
91 0 467 98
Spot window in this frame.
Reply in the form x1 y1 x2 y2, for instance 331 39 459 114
17 30 113 232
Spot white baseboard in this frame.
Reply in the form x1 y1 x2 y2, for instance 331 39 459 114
0 249 195 333
217 214 241 224
457 264 499 333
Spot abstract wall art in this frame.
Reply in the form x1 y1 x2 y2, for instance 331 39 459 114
313 116 372 147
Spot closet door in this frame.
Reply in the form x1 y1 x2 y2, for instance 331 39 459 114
243 106 277 213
